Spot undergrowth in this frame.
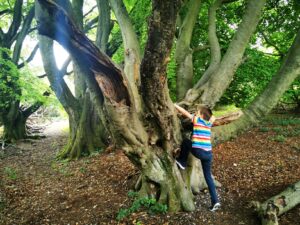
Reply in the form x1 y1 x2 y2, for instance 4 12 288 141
116 191 168 221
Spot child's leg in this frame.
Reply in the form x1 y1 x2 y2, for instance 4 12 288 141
176 138 192 167
201 157 219 205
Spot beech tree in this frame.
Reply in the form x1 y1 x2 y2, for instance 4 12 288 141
35 0 300 213
38 0 109 158
0 0 42 142
181 0 267 107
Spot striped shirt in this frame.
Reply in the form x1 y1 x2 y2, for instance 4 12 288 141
192 115 212 151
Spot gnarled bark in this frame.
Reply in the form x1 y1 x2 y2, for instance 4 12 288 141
36 0 196 212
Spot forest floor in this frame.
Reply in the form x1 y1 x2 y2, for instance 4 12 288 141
0 114 300 225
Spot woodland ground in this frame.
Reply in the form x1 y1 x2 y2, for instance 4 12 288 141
0 114 300 225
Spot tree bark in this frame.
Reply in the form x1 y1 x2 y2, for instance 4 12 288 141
175 0 202 100
213 28 300 143
252 181 300 225
183 0 266 108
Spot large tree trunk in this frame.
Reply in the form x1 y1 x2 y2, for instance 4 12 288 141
175 0 202 100
3 102 26 141
183 0 266 107
36 0 195 212
213 28 300 143
252 181 300 225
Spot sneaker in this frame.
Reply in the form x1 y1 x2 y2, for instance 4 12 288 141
209 202 221 212
176 160 186 170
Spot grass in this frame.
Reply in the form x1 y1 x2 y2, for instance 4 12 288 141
4 167 17 180
51 159 73 176
213 104 240 117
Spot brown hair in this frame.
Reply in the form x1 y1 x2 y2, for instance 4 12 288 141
196 105 212 121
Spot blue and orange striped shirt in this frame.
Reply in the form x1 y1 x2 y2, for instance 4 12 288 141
192 115 212 151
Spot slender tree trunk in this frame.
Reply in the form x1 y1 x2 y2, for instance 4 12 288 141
183 0 266 107
96 0 111 52
213 29 300 143
175 0 202 100
109 0 142 112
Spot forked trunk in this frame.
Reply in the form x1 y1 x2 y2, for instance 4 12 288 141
36 0 196 212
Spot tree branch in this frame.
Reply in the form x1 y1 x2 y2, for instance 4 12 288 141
194 0 222 89
18 43 39 68
0 9 11 16
6 0 23 41
83 5 97 18
12 6 35 64
259 30 285 58
193 44 210 53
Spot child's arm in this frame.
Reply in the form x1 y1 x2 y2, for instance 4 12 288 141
174 104 193 121
209 115 216 124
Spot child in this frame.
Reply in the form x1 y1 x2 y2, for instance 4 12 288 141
174 103 221 212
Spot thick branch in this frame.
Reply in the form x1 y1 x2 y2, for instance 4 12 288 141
213 28 300 143
194 0 222 89
6 0 23 41
12 6 35 64
96 0 111 52
141 0 182 143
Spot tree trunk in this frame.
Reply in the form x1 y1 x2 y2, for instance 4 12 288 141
3 102 26 141
183 0 266 107
38 35 108 159
36 0 196 212
213 28 300 143
175 0 202 100
96 0 111 53
252 181 300 225
109 0 142 112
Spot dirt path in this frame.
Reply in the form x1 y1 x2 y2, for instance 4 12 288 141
0 115 300 225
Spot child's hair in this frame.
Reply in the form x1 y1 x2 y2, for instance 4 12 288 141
197 105 212 121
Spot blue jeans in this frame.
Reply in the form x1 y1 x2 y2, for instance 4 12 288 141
177 138 219 205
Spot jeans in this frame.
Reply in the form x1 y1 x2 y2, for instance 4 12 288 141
177 138 219 205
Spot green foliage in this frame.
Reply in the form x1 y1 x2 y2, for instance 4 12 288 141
259 127 270 132
0 48 21 112
220 49 280 107
4 167 17 180
116 191 168 221
270 135 286 142
19 65 51 106
167 44 177 102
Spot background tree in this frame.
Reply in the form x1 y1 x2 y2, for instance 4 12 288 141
0 0 45 142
